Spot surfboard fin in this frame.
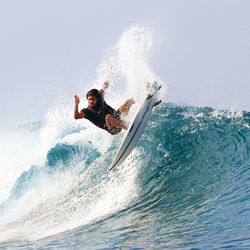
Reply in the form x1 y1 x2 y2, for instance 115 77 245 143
153 100 162 107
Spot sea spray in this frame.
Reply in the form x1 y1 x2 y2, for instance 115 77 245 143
95 25 166 108
0 25 164 242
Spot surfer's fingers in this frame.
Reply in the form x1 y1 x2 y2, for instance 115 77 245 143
74 95 80 104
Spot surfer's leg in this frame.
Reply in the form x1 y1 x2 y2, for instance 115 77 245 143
105 114 128 130
118 98 135 113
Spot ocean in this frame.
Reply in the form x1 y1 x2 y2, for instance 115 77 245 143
0 103 249 249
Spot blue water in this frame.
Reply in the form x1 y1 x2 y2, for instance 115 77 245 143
0 103 249 249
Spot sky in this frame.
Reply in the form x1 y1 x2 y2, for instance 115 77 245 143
0 0 249 129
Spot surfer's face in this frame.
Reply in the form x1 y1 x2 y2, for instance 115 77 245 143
87 95 98 108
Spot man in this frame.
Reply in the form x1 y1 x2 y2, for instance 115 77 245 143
74 80 135 135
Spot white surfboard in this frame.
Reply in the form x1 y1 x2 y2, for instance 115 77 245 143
109 82 161 171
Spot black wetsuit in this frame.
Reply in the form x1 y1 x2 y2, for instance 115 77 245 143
81 90 122 135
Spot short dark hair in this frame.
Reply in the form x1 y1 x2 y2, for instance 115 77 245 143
86 89 100 99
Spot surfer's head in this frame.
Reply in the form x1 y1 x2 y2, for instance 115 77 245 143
86 89 100 108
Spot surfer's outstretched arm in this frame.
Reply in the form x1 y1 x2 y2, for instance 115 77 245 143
101 81 109 92
74 95 85 119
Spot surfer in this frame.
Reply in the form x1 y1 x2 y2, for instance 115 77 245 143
74 80 135 135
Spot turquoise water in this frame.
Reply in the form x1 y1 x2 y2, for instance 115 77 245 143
0 103 249 249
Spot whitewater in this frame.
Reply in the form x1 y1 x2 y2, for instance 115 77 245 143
0 26 249 249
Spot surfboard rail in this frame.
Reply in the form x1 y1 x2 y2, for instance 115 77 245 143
109 81 161 171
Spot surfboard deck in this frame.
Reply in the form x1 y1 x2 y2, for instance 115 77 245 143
109 82 161 171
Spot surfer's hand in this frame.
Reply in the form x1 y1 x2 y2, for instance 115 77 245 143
74 95 80 105
103 81 109 87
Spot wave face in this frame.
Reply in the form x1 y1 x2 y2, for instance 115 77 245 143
0 103 249 249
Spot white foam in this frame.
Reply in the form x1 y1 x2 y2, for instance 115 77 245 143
0 127 41 203
0 25 165 242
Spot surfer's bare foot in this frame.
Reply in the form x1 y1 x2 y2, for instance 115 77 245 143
105 114 128 130
118 98 135 113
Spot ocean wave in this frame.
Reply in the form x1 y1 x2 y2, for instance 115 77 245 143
0 103 249 248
